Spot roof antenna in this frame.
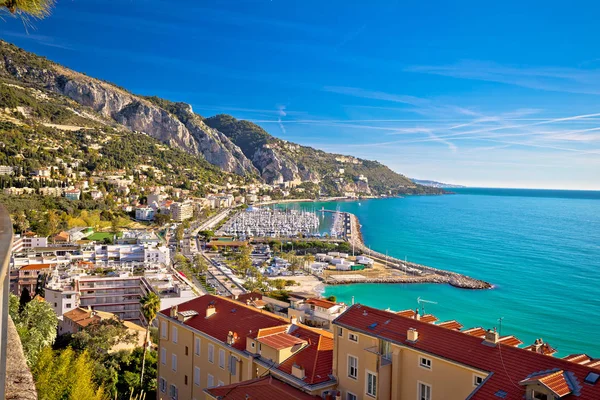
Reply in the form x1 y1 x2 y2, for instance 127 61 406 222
417 296 437 315
498 317 504 336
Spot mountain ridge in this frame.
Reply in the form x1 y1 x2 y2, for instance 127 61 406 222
0 40 442 196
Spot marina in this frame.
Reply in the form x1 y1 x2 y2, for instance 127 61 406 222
220 207 320 237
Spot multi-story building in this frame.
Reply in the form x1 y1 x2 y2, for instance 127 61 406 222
171 201 193 222
136 206 155 221
45 284 78 317
77 275 153 323
11 234 48 253
64 188 81 200
287 295 347 332
333 304 600 400
10 263 52 295
156 294 336 400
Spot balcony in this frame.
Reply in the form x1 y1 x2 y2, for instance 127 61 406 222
1 205 37 399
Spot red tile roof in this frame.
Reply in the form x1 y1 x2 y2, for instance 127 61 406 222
463 327 487 338
520 370 572 397
258 332 306 350
334 304 600 400
437 320 464 330
160 295 286 352
160 295 334 386
205 375 321 400
234 292 263 305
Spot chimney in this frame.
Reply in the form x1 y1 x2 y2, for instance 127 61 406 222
484 328 499 345
291 364 305 379
414 308 420 320
227 331 238 345
206 304 216 318
170 304 178 318
407 328 419 342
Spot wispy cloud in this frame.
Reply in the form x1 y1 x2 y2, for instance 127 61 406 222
407 61 600 95
2 31 74 50
323 86 429 107
276 105 287 135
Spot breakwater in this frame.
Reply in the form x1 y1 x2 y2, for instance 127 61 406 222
345 213 492 289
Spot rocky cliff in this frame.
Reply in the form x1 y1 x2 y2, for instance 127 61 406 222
0 41 257 176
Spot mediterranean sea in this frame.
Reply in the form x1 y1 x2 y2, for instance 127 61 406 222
288 188 600 356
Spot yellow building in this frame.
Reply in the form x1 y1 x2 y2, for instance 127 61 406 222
156 294 336 400
333 304 600 400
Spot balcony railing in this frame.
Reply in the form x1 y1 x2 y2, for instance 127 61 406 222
0 204 37 399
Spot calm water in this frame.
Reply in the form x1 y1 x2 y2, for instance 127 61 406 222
290 188 600 356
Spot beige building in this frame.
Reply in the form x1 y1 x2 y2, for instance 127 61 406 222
156 294 336 400
171 202 193 222
333 304 600 400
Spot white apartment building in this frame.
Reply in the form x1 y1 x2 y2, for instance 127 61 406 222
135 206 155 221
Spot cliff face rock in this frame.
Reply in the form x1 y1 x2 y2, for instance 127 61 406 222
251 145 302 184
0 42 256 176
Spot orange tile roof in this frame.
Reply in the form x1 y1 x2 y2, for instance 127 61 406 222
437 320 463 330
395 309 437 323
305 298 337 309
257 332 306 350
19 263 52 271
205 375 321 400
335 304 600 400
520 370 572 397
499 335 524 347
563 354 600 369
463 327 487 337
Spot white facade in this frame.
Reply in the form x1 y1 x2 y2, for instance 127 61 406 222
135 207 155 221
45 287 78 318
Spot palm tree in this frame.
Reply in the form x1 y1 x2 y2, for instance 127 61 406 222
139 292 160 385
0 0 55 18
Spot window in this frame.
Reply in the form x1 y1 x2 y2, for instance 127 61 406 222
348 332 359 342
195 337 201 355
185 346 189 356
194 367 200 386
161 347 167 365
65 303 72 308
207 374 214 388
219 349 225 369
338 327 343 336
159 377 166 393
366 371 377 397
474 375 484 386
171 353 177 371
419 357 432 370
348 355 358 379
208 344 214 363
251 342 255 349
161 321 167 339
54 302 57 307
169 384 178 400
66 294 72 299
418 382 431 400
172 326 178 343
346 392 357 400
184 375 188 386
229 355 238 376
533 392 548 400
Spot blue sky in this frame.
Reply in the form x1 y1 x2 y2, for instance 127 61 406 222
3 0 600 189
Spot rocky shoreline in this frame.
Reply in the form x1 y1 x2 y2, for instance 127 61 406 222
345 213 492 290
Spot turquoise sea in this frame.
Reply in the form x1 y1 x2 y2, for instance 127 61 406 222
288 188 600 356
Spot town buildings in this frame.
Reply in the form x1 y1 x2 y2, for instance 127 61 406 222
157 294 600 400
287 294 347 332
156 294 336 400
64 188 81 200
